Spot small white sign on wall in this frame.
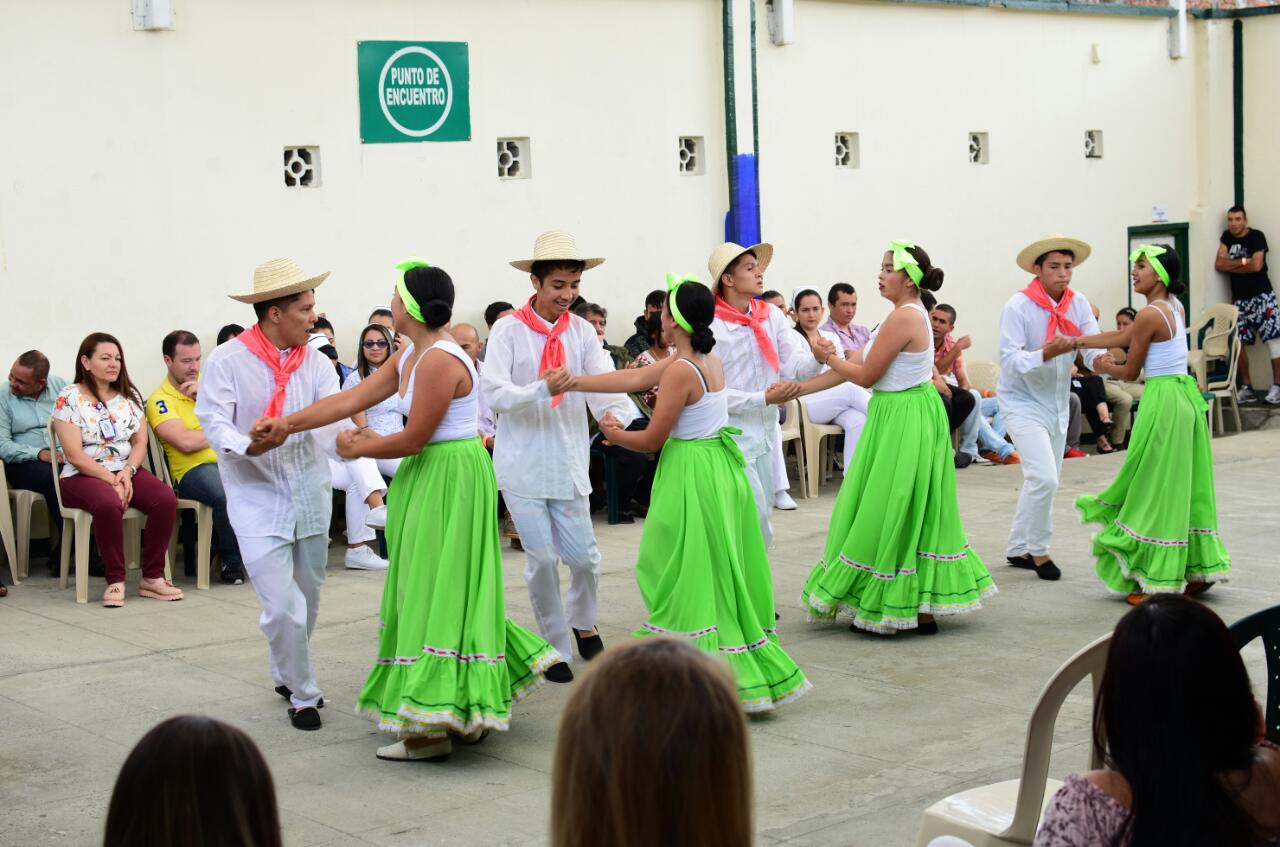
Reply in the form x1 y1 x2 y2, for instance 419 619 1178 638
1152 204 1170 223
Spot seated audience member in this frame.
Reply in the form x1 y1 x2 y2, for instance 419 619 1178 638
52 333 181 607
1035 595 1280 846
452 323 496 444
1106 306 1145 404
215 324 244 346
932 304 1019 466
633 312 673 368
624 289 666 358
821 282 871 353
918 291 978 463
1064 392 1086 459
1070 363 1116 453
309 336 389 570
551 638 752 847
367 306 405 350
791 287 870 470
761 289 787 316
482 301 516 364
342 324 403 478
1 351 68 576
1072 303 1134 451
147 331 245 585
104 715 283 847
311 317 353 382
574 302 652 520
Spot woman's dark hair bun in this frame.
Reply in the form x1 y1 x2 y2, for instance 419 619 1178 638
920 266 945 292
690 326 716 355
422 299 452 327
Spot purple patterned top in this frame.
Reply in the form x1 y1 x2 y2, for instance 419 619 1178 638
1035 767 1280 846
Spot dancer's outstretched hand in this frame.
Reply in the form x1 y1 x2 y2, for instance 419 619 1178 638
542 367 574 396
765 380 802 405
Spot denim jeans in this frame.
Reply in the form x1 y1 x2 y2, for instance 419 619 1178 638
175 462 243 570
959 391 1014 459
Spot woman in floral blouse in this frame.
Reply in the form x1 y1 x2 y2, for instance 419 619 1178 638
52 333 180 607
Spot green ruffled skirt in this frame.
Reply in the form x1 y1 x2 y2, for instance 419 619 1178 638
1076 374 1230 594
635 428 810 712
802 384 996 633
356 438 561 737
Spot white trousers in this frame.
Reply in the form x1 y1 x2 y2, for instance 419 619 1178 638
329 458 387 545
771 425 790 494
504 492 600 664
240 533 329 709
803 383 871 469
373 457 401 479
1004 414 1067 558
744 449 776 549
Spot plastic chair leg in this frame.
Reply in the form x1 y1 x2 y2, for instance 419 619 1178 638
16 499 33 579
73 518 91 604
0 495 18 586
196 508 212 590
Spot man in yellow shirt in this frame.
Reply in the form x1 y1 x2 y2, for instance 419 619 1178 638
147 330 244 584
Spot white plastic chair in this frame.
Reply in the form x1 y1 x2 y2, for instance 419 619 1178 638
915 633 1110 846
47 421 170 604
778 399 808 499
1188 305 1242 435
966 360 1000 396
0 458 31 585
797 396 843 498
147 426 214 590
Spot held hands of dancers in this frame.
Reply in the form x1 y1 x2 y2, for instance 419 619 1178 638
542 366 575 396
1041 334 1076 361
812 336 838 365
247 416 289 456
765 380 802 405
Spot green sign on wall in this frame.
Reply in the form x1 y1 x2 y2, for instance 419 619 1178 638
357 41 470 143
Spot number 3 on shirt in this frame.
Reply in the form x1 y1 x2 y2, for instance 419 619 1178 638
154 400 169 415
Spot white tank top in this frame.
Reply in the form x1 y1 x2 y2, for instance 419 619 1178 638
395 340 480 442
669 358 729 440
1142 300 1187 378
864 301 934 391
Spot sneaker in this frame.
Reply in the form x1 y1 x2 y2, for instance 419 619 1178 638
970 452 994 465
1237 385 1257 404
774 491 798 510
344 545 389 570
1266 385 1280 405
1063 448 1087 459
365 505 388 530
219 567 245 586
954 452 974 469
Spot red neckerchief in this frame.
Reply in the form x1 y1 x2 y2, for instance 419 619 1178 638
512 298 572 408
1021 278 1081 342
714 297 779 372
238 324 308 417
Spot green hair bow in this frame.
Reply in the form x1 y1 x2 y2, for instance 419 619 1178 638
666 272 699 333
394 256 431 323
1128 244 1170 287
889 239 924 285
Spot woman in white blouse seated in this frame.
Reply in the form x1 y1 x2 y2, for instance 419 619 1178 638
791 288 871 471
343 324 404 478
51 333 181 607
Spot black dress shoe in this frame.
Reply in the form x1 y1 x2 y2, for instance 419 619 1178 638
1034 560 1062 581
573 630 605 661
1007 554 1035 569
615 511 636 524
545 662 574 684
289 707 322 731
275 685 324 708
915 620 939 635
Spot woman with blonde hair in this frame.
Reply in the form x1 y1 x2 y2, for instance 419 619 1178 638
551 638 753 847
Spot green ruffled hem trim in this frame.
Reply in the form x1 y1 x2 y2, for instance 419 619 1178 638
1076 498 1232 595
635 624 812 712
356 636 563 737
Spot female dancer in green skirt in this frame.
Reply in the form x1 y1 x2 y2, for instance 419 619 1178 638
281 260 560 761
797 241 995 634
1070 245 1230 603
545 275 810 712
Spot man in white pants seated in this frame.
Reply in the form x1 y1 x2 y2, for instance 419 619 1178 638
196 257 354 732
708 242 821 546
482 231 637 684
998 235 1104 582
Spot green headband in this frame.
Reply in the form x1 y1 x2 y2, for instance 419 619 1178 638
666 272 699 334
394 256 431 323
1129 245 1170 287
889 239 924 286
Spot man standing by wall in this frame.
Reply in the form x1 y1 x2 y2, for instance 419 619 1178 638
1216 206 1280 404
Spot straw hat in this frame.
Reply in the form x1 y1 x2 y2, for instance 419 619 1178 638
1015 235 1092 275
708 242 774 287
510 230 604 272
230 258 330 304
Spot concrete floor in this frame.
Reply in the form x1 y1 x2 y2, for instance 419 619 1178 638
2 430 1278 847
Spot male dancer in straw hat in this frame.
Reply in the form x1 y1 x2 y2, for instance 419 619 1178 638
998 236 1105 581
195 258 352 731
709 242 820 547
481 231 638 683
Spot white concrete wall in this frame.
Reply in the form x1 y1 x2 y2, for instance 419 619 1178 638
1242 14 1280 388
758 1 1233 361
0 0 1265 389
0 0 728 389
